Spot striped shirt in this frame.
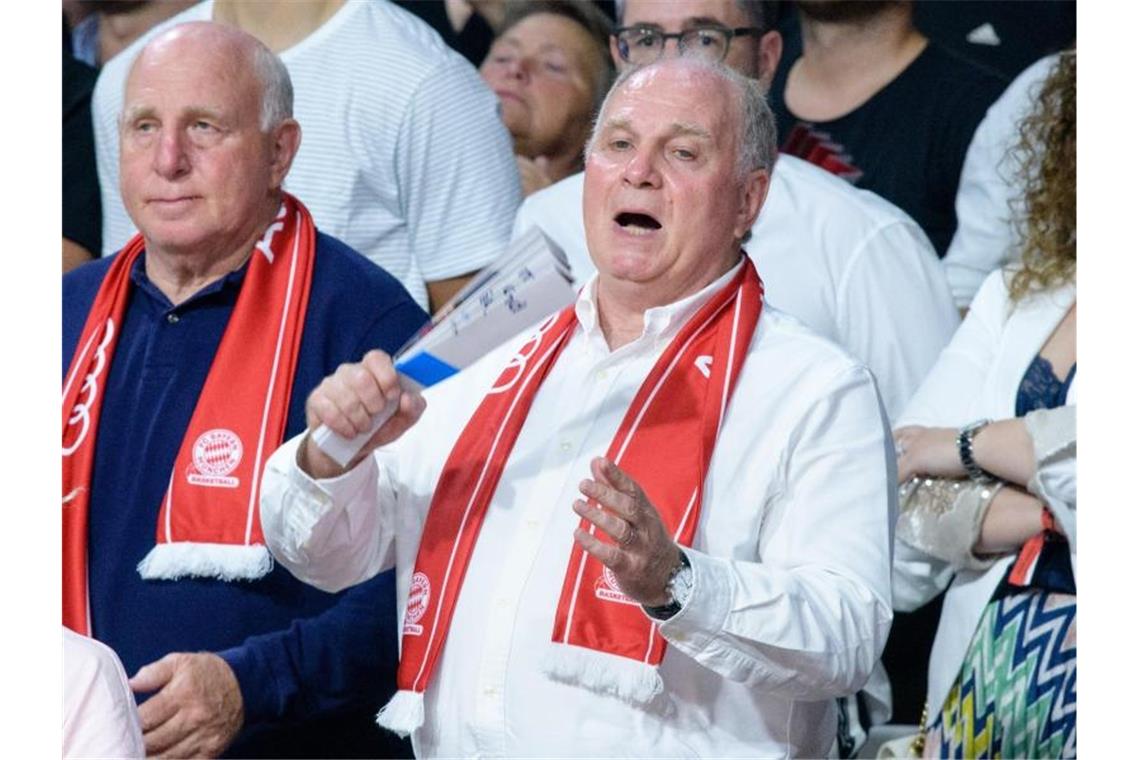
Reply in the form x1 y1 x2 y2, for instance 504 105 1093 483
91 0 522 310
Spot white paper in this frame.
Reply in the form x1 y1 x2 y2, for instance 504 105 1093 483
313 228 574 467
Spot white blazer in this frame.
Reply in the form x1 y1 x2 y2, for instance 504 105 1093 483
892 267 1076 718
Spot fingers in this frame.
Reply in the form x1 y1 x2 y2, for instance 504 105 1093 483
129 654 177 694
136 653 242 758
573 498 635 549
305 350 400 438
573 526 622 569
136 686 179 735
141 708 186 757
591 457 643 499
580 458 644 521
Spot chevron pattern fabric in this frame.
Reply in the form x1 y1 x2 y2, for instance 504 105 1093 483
926 589 1076 758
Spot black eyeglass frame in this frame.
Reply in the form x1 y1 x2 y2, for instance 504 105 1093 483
613 25 764 64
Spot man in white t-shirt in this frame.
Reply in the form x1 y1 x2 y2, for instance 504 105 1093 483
91 0 521 313
514 0 960 422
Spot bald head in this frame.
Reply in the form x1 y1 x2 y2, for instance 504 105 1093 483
118 20 302 266
124 21 292 132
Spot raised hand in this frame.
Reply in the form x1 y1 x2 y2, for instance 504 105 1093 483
572 457 680 607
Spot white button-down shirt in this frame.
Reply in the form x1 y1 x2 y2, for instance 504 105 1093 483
512 155 960 421
261 266 896 758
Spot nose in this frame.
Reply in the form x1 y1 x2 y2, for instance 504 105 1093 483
153 127 190 180
621 147 661 189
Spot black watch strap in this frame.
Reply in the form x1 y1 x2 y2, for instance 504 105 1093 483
643 550 691 621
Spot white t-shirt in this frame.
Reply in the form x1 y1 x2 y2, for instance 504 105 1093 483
943 54 1061 309
261 263 895 757
91 0 522 310
513 154 960 421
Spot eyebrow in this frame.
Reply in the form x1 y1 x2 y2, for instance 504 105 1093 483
599 116 712 142
498 34 569 57
625 17 728 30
121 105 226 124
669 122 713 140
121 104 156 125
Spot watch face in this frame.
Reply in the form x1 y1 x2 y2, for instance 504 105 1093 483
669 565 695 606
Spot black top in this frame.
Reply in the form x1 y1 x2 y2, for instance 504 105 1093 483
394 0 496 66
63 31 102 259
913 0 1075 80
770 32 1008 257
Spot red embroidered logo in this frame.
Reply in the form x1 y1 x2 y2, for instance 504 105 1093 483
594 566 638 606
489 313 560 395
404 571 431 636
187 429 243 488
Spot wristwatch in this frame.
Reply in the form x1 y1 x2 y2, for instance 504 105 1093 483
643 549 693 621
957 418 995 484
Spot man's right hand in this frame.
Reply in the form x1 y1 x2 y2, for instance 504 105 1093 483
301 350 426 479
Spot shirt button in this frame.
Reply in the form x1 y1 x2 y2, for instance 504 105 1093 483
559 441 572 453
526 518 540 530
166 313 180 324
672 633 688 644
483 686 498 696
597 369 608 380
496 598 510 609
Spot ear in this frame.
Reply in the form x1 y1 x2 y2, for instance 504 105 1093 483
734 169 770 240
756 30 783 91
609 35 625 70
267 118 301 189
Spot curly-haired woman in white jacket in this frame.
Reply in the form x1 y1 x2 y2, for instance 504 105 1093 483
890 50 1076 758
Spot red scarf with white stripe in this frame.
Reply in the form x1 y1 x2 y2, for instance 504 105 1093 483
390 258 761 705
62 194 315 635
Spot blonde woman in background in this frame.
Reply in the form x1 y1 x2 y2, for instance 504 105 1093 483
479 1 613 196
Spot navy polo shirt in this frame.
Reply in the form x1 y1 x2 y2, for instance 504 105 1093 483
63 232 428 758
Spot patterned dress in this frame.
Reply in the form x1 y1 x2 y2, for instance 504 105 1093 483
924 356 1076 758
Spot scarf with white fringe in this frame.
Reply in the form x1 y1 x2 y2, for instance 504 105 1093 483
377 257 762 736
63 194 315 634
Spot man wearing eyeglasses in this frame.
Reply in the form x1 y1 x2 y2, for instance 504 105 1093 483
514 0 960 426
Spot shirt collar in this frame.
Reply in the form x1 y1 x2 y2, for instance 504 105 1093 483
129 251 250 312
574 256 746 349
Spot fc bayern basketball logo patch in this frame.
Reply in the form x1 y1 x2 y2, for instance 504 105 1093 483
187 429 243 488
594 565 637 605
404 571 431 636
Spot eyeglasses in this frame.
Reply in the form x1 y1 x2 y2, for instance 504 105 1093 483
614 25 763 65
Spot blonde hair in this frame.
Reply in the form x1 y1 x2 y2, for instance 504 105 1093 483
1008 50 1076 304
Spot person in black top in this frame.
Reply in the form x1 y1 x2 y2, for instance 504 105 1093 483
770 1 1007 257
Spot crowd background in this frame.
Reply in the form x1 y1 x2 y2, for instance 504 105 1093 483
17 0 1127 756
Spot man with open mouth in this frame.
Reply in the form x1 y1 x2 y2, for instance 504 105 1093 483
261 55 895 758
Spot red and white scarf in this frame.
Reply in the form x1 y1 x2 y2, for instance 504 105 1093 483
377 259 762 735
62 194 316 635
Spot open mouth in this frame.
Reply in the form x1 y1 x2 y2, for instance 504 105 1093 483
615 211 662 235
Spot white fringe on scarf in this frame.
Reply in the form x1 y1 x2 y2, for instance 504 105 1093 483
376 689 425 737
137 543 273 581
543 643 664 705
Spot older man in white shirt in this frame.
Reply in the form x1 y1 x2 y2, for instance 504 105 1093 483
260 58 894 757
514 0 960 422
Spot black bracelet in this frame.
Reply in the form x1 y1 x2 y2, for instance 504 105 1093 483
957 419 995 484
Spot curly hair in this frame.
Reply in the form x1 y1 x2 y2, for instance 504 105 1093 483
1008 50 1076 304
